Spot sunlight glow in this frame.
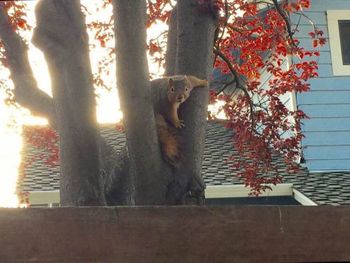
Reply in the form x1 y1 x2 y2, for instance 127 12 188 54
0 100 21 207
208 100 227 120
28 44 52 97
147 21 168 78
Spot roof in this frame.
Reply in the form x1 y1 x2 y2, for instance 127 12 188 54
18 122 350 205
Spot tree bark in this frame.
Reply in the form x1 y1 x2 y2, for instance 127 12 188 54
168 0 217 204
100 142 131 205
113 0 169 205
32 0 105 206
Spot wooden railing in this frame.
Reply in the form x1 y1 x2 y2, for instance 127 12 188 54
0 206 349 262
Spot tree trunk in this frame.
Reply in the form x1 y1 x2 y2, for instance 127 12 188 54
113 0 170 205
166 0 217 204
32 0 105 206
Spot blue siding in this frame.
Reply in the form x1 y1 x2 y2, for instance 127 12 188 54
298 91 350 104
304 1 350 11
296 25 329 38
307 78 350 91
300 104 350 118
302 118 350 132
304 146 350 159
294 39 331 52
293 50 331 64
303 131 350 146
292 0 350 171
306 160 350 171
291 11 327 26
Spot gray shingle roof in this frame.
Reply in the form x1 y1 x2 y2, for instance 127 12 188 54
18 122 350 205
284 172 350 206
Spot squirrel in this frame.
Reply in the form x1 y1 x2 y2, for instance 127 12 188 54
151 75 208 166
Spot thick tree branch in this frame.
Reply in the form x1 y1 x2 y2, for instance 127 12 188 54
0 8 55 124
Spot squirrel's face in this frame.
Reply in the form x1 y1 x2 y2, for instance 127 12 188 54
167 78 191 104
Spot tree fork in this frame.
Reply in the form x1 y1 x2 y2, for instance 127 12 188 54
0 8 56 125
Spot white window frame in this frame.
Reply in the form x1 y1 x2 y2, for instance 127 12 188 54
327 10 350 76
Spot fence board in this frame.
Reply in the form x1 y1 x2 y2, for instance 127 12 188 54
0 206 350 263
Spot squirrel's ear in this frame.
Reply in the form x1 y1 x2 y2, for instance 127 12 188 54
168 78 174 86
186 75 208 89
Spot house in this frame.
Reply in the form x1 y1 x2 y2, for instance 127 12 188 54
290 0 350 171
17 122 350 207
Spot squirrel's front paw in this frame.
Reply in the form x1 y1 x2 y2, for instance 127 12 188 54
175 120 185 128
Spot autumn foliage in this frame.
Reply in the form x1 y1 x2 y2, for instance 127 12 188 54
209 0 324 194
0 0 325 196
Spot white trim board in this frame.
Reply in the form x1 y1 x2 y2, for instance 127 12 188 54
293 189 318 206
206 184 318 206
327 10 350 76
205 184 293 198
28 190 60 205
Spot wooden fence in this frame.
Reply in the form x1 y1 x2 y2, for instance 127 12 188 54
0 206 349 262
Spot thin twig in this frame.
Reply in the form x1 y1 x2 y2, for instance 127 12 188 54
216 79 236 95
213 47 255 129
272 0 297 48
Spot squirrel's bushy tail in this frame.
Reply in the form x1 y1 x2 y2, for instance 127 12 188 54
155 114 182 167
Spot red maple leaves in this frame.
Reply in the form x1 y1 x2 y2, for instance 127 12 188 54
22 127 59 167
210 0 322 194
0 1 31 31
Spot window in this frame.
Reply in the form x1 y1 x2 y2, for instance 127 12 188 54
339 20 350 65
327 10 350 75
